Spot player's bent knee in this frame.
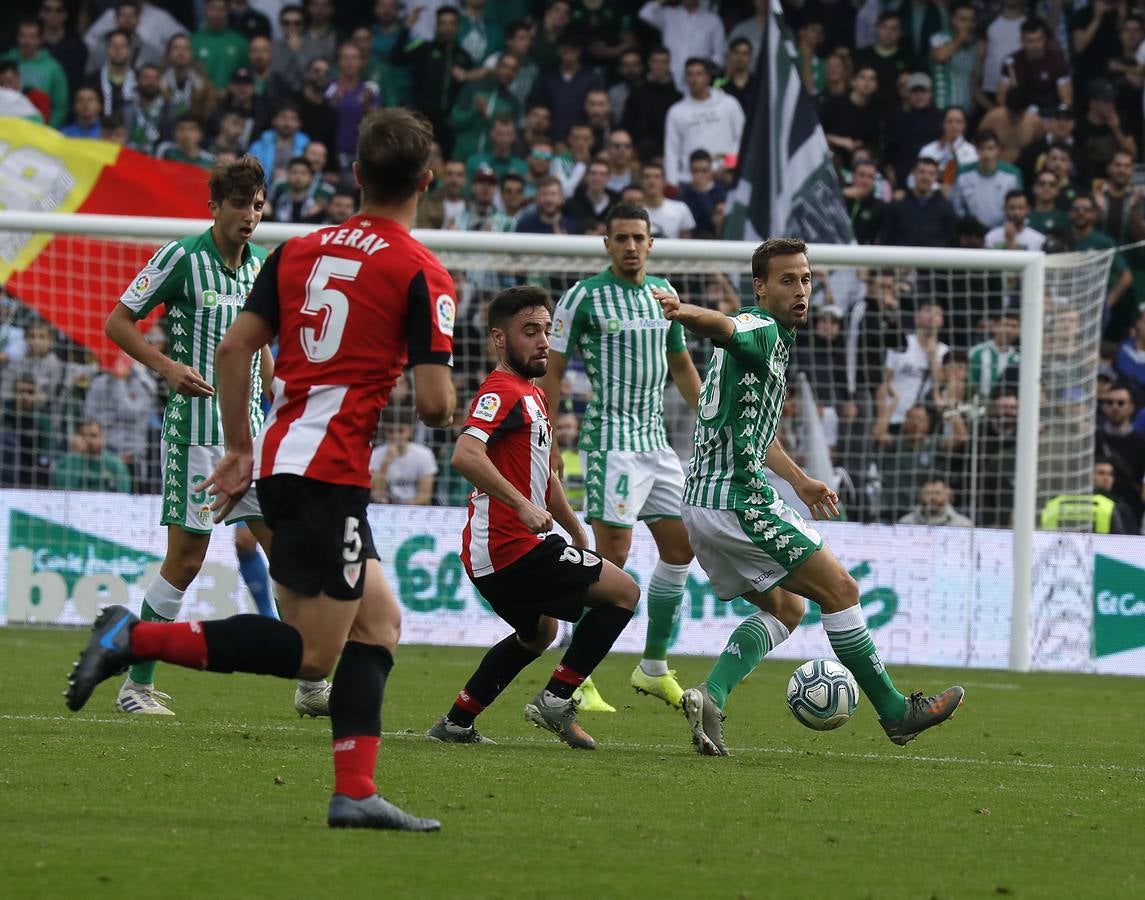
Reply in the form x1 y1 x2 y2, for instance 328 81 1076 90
519 616 557 654
819 572 860 614
613 571 640 611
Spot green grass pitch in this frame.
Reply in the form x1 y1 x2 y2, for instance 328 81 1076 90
2 628 1143 899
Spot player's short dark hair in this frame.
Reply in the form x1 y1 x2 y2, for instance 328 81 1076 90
605 202 651 235
751 237 809 280
535 174 562 193
274 99 300 117
487 285 553 332
649 46 670 59
355 108 434 206
209 156 266 205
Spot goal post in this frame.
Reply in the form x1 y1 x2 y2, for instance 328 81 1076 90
0 211 1118 674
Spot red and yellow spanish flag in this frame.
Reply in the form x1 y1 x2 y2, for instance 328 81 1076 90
1 118 211 367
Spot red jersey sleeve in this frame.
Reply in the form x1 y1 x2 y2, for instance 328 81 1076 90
461 384 525 445
406 257 456 367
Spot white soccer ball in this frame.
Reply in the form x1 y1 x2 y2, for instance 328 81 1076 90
785 659 859 731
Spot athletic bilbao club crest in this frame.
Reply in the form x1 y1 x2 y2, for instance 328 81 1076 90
343 562 362 589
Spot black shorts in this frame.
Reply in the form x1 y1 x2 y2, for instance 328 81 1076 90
256 474 379 601
472 534 604 639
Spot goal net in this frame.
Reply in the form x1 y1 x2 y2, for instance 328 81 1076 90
0 214 1129 674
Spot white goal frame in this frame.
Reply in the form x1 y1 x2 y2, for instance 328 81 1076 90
0 211 1046 671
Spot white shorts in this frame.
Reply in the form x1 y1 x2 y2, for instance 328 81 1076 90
160 441 262 534
682 500 822 599
584 448 685 527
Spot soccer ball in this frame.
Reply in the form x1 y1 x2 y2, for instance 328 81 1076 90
786 659 859 731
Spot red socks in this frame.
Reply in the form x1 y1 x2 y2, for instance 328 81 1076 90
131 621 209 669
332 736 380 799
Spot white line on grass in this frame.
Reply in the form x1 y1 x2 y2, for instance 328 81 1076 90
4 713 1142 776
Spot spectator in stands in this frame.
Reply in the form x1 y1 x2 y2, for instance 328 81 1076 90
484 20 537 108
1087 456 1140 533
271 4 309 92
997 17 1072 111
160 33 212 123
1075 78 1137 187
968 310 1021 399
728 0 766 66
500 172 528 222
84 0 182 70
843 158 885 244
122 63 175 153
418 158 466 229
609 48 643 127
52 419 132 493
982 0 1024 100
83 352 156 489
678 149 728 240
1115 306 1145 397
573 0 637 72
798 21 826 96
1067 194 1136 336
433 400 475 507
157 115 216 169
60 85 102 137
0 375 53 488
985 189 1046 251
294 56 336 154
795 304 851 417
604 128 640 193
1095 150 1145 247
1095 382 1145 519
855 11 911 115
873 401 966 522
369 417 438 506
209 109 249 156
884 72 943 188
621 46 681 163
1028 168 1070 236
879 157 956 246
518 102 551 154
229 0 271 41
642 162 695 239
325 43 380 175
214 67 271 148
582 87 612 153
5 19 68 128
324 190 356 225
817 48 853 106
0 59 49 124
978 86 1044 163
1071 0 1123 101
951 130 1021 229
899 478 973 526
531 0 571 71
369 0 412 103
883 300 949 427
1107 16 1144 153
662 57 744 188
40 0 87 99
85 1 164 74
450 53 521 165
268 156 328 223
246 35 293 105
457 166 514 232
820 64 881 169
638 0 726 91
928 2 985 114
565 159 618 235
917 105 978 195
898 0 948 63
192 0 249 92
85 29 137 120
552 123 593 198
457 0 503 63
1 322 64 403
464 115 527 188
974 385 1019 526
514 175 575 234
1018 103 1075 187
300 0 338 72
717 36 754 112
535 34 602 147
248 99 308 184
1043 141 1079 210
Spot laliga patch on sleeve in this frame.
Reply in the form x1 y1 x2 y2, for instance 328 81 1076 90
436 294 456 337
473 392 502 422
550 307 571 347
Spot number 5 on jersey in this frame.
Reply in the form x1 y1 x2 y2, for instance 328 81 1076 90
302 255 362 363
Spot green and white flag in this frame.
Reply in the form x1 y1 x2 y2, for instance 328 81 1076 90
723 0 854 244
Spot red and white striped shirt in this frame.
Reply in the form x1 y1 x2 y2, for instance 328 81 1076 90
245 215 455 487
459 370 553 578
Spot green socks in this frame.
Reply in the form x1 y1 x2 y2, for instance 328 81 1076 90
642 561 690 666
127 575 185 685
705 610 790 707
821 606 907 721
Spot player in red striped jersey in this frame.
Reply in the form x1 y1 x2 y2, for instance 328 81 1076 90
426 285 640 750
65 109 454 832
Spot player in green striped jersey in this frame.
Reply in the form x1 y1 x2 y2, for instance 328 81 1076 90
542 203 702 712
967 310 1020 399
656 238 965 755
103 157 328 717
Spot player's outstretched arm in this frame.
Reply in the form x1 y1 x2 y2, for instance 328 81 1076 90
547 470 588 548
765 439 840 521
104 303 213 397
651 287 735 343
412 363 456 428
538 350 570 477
453 434 553 534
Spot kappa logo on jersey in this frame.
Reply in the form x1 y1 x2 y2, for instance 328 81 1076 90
473 392 502 422
436 294 456 337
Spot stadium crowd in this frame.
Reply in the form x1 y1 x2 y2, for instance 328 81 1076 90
2 0 1145 532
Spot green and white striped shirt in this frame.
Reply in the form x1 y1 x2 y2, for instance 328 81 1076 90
550 268 686 452
967 339 1019 399
684 307 795 510
119 228 267 445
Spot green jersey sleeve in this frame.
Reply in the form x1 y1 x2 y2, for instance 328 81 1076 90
550 280 591 355
119 240 187 319
666 320 686 353
719 311 776 366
